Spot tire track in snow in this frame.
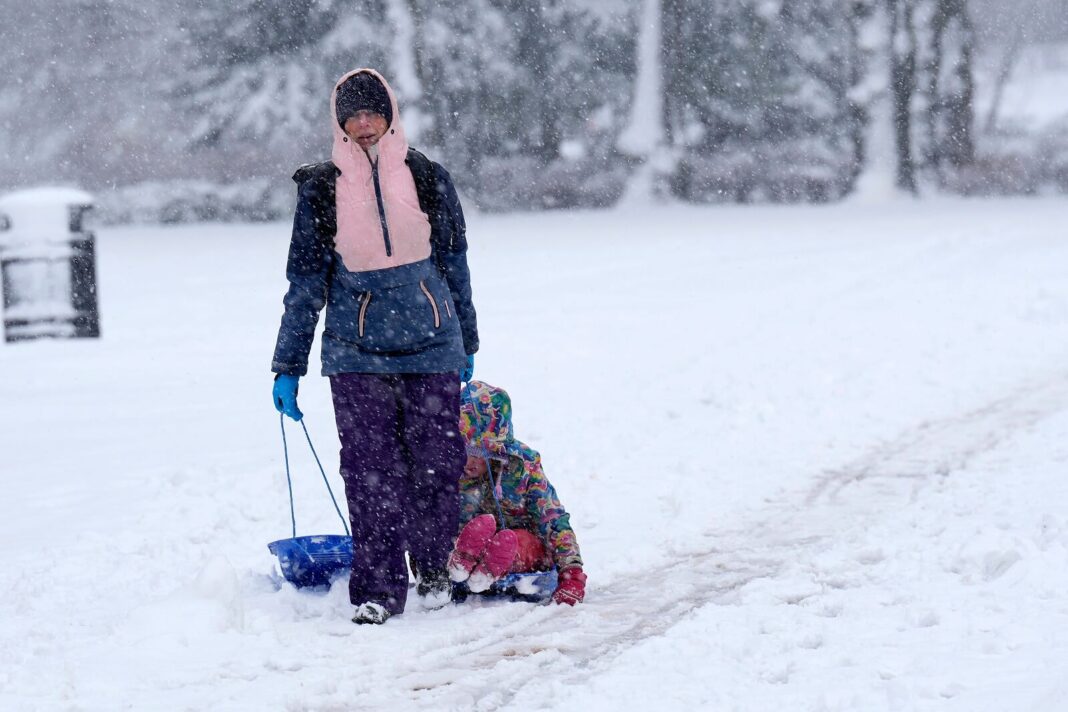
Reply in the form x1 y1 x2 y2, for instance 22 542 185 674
805 372 1068 506
362 371 1068 710
381 557 773 710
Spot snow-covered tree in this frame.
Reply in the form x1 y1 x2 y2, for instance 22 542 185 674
169 0 391 177
0 0 1040 215
0 0 159 187
408 0 635 209
664 0 867 202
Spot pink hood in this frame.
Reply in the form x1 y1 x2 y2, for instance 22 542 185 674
330 68 431 273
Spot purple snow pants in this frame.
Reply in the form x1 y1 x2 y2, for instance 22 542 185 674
329 372 464 614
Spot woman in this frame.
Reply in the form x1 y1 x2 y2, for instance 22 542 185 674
270 68 478 625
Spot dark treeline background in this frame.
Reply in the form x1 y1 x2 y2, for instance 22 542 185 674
0 0 1066 222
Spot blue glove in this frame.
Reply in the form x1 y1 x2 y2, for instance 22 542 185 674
273 374 303 421
460 354 475 383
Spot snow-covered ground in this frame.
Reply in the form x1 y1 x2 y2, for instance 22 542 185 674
2 196 1068 711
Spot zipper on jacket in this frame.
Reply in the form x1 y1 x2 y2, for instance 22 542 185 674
419 280 441 328
358 291 372 337
370 159 393 257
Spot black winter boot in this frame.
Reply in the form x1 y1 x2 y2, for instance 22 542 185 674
352 602 391 625
416 568 452 610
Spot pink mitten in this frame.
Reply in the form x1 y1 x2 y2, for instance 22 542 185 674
447 514 496 583
467 529 519 593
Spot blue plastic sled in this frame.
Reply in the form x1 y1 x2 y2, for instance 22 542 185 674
270 417 354 589
268 535 353 588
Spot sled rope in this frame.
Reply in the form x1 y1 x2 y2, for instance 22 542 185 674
279 414 351 537
280 414 297 538
462 379 507 529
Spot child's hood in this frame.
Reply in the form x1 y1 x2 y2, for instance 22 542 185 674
460 381 539 462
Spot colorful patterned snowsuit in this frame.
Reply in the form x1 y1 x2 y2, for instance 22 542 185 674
459 381 582 572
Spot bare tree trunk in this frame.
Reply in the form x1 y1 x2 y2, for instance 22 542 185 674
619 0 665 203
926 0 975 177
618 0 663 157
947 3 976 167
846 1 872 187
983 21 1027 134
889 0 918 193
385 0 424 142
404 1 445 149
521 3 561 162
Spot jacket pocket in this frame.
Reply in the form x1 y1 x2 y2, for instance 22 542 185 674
346 280 445 354
358 291 372 338
419 280 441 329
425 274 454 322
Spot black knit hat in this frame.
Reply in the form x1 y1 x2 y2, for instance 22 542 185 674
335 73 393 129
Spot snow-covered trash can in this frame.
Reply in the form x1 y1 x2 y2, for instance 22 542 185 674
0 187 100 343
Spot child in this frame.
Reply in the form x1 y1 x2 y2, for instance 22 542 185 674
447 380 586 605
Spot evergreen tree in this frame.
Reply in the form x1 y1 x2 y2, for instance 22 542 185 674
406 0 520 171
0 0 158 188
170 0 391 177
665 0 866 202
0 0 1002 212
408 0 635 209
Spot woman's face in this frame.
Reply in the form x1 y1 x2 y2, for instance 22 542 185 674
343 110 389 150
464 454 488 477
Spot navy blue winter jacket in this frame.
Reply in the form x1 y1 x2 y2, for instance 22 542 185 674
271 155 478 377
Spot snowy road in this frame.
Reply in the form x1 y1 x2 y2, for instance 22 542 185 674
2 196 1068 710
